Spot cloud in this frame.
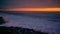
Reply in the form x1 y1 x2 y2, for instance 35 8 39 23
0 0 60 9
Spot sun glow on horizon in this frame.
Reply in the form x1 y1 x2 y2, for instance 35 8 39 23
2 8 60 12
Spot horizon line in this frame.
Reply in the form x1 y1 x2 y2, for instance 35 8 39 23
0 8 60 12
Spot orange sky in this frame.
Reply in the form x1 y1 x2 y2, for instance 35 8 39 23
4 8 60 12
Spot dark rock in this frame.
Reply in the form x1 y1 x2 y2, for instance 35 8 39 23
0 17 6 24
0 26 48 34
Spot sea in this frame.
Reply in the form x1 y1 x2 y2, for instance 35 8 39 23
0 11 60 34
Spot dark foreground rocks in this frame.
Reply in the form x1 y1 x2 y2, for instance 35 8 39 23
0 26 48 34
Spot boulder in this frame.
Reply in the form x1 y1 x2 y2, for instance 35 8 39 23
0 17 6 24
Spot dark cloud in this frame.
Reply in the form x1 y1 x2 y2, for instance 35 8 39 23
52 0 60 6
0 0 60 9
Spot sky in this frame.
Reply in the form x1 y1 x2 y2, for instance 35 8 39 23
0 0 60 9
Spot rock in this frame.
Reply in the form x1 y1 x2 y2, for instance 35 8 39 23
0 17 6 24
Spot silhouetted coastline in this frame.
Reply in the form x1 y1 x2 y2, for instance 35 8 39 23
0 26 48 34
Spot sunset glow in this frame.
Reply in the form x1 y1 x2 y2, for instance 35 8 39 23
4 8 60 12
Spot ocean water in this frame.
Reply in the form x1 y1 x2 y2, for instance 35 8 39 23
0 11 60 34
